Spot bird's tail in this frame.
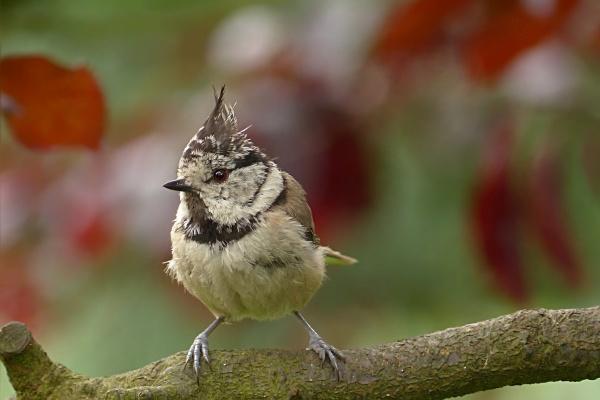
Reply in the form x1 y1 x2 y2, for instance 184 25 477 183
321 246 357 266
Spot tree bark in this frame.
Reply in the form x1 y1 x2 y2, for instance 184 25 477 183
1 306 599 400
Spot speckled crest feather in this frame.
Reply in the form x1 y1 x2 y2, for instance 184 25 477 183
182 86 259 161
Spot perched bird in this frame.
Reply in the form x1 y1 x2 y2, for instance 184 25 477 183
164 87 356 382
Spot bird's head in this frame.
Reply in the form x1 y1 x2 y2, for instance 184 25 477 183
164 87 282 226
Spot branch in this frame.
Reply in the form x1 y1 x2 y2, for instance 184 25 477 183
1 307 599 399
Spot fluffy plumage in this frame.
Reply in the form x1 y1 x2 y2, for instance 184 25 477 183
166 87 326 321
164 87 353 381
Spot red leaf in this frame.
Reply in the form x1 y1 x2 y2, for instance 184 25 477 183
462 0 579 81
528 146 583 286
471 122 527 302
70 211 113 257
0 55 105 150
373 0 474 62
307 107 371 241
60 197 114 259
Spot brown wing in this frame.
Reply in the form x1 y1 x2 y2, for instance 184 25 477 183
271 171 320 245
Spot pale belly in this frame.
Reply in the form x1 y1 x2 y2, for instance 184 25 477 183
167 214 325 322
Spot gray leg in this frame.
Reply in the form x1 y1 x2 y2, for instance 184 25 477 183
185 316 224 383
294 311 344 379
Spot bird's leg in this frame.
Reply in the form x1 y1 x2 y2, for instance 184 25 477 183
293 311 344 379
184 316 224 383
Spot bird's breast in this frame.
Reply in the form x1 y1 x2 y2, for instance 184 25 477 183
167 209 325 321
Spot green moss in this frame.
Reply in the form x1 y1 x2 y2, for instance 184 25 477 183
2 308 599 400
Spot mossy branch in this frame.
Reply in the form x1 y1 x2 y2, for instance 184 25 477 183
1 307 599 399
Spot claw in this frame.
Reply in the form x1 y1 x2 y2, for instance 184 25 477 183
203 341 211 364
181 317 224 385
184 347 193 370
184 333 211 384
308 334 344 380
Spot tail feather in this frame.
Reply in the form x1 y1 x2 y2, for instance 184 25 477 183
321 246 357 266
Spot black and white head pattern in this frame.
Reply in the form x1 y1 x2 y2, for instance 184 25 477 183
176 87 285 244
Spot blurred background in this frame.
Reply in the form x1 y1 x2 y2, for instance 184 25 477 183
1 0 599 398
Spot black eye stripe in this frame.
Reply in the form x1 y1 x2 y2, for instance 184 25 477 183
202 151 268 183
233 151 267 170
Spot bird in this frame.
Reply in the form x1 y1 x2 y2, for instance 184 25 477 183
163 86 356 383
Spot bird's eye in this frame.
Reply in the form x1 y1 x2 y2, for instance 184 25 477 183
212 169 229 183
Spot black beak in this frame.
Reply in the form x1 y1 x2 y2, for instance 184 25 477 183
163 178 194 192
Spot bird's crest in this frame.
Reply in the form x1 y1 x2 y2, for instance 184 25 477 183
182 86 254 160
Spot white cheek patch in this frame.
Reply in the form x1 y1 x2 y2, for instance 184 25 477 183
221 187 230 200
248 163 283 212
204 163 283 226
229 164 269 203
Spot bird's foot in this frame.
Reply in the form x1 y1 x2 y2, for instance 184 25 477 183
184 333 211 384
307 332 344 380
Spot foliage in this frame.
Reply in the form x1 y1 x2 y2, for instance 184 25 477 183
1 1 599 398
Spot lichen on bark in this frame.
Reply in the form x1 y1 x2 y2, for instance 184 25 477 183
1 307 599 399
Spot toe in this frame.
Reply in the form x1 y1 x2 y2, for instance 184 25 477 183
184 349 193 369
202 342 210 365
193 343 201 376
326 348 339 372
330 346 345 361
184 334 212 384
308 337 344 379
193 354 201 376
